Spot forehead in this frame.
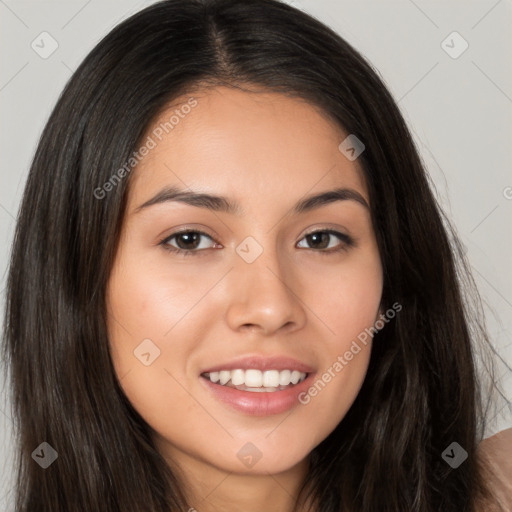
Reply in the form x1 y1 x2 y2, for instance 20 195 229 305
128 86 368 210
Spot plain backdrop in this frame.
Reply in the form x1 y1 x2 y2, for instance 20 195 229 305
1 0 511 508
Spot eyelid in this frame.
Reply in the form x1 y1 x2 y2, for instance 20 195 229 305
158 225 218 243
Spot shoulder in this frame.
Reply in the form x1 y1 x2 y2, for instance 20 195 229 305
477 427 512 511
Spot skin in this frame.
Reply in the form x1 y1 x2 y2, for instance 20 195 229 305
106 85 383 512
477 428 512 510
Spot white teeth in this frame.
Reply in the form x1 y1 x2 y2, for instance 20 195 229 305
219 370 230 385
231 369 245 386
279 369 291 386
290 370 301 385
203 369 308 388
245 369 262 387
263 370 279 387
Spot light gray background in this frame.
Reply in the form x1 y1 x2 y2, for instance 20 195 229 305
1 0 511 508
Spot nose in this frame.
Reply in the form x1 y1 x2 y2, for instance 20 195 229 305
224 243 307 336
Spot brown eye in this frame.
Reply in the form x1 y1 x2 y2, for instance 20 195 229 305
173 232 203 250
297 230 354 253
160 230 217 255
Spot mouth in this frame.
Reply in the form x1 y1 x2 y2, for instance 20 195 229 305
198 355 316 415
200 369 309 393
199 368 315 416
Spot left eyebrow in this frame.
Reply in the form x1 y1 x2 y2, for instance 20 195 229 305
133 185 369 215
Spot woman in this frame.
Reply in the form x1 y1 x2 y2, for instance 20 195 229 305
2 0 510 510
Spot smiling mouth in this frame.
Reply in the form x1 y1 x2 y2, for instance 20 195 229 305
201 369 309 392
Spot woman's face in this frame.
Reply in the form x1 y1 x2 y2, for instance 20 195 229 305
106 86 383 480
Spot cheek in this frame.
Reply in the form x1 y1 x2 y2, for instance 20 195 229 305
296 253 382 434
105 266 203 447
105 250 213 357
303 249 383 342
298 322 375 448
105 251 219 432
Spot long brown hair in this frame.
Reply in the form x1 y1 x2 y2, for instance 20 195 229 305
2 0 507 510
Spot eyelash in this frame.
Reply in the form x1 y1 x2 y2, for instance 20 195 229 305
158 228 355 257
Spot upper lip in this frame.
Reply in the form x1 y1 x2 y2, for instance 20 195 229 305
200 355 316 374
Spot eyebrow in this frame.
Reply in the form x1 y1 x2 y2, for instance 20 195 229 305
134 185 369 215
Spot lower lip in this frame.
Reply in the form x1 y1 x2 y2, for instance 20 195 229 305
199 373 316 416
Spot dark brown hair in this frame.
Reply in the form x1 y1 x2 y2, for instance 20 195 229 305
2 0 507 510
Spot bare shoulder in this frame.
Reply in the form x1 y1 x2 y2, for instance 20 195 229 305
477 427 512 511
